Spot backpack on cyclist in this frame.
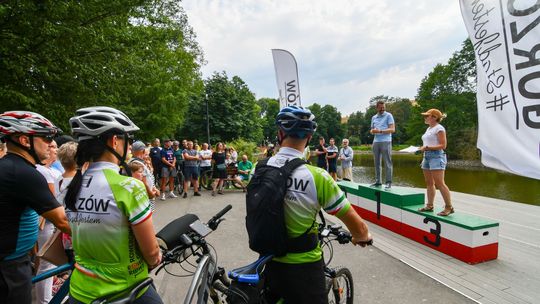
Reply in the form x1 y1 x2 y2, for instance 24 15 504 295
245 158 318 257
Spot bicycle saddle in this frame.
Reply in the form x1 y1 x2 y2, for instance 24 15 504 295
156 214 198 249
228 255 273 284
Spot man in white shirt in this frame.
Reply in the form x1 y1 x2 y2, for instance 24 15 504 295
339 139 354 181
199 143 213 190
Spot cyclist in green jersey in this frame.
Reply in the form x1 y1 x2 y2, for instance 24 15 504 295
64 107 162 304
265 106 372 304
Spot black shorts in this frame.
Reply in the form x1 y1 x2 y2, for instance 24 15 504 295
265 259 327 304
68 282 163 304
328 161 337 173
200 166 212 176
213 166 227 179
317 161 327 171
0 255 32 304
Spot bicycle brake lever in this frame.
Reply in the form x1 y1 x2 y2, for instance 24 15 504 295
337 232 352 244
154 264 165 275
208 218 225 231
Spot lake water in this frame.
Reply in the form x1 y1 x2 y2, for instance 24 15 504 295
319 153 540 206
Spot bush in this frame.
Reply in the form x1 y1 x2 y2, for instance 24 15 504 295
347 135 362 146
227 139 258 161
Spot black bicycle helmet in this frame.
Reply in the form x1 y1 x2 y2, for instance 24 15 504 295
275 106 317 139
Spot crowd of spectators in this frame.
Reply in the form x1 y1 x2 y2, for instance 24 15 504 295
138 138 253 199
313 136 355 181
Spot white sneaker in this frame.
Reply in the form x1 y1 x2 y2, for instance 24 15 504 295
160 193 166 201
168 192 177 198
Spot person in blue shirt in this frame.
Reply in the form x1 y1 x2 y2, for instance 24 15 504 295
149 138 162 185
370 100 395 189
159 139 177 200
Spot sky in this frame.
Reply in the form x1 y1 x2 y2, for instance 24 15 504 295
181 1 469 115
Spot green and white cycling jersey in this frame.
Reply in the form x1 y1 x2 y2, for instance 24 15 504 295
66 162 152 303
263 147 352 264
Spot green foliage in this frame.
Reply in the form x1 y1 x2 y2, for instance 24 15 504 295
227 138 258 161
384 99 412 144
407 39 479 159
308 103 344 146
344 97 412 145
0 0 203 139
257 97 279 144
179 72 263 144
344 111 368 145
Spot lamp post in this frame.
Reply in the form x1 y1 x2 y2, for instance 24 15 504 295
205 93 210 145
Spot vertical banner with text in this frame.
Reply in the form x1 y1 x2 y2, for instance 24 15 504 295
460 0 540 180
272 49 301 109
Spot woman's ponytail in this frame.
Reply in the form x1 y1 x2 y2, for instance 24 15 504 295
64 138 108 211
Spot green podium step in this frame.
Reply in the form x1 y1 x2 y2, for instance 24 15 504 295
337 181 499 264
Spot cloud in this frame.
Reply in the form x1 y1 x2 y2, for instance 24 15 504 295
182 0 469 115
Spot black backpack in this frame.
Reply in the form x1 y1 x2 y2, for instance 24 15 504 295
245 158 318 257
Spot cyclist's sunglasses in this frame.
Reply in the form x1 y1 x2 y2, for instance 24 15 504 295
34 134 55 143
116 134 134 144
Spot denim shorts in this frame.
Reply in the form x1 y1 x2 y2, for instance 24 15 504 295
183 166 200 180
421 150 447 170
161 166 177 178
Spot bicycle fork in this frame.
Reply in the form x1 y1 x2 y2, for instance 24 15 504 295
325 268 344 303
210 267 230 303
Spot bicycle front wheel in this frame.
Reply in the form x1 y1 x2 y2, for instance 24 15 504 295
326 267 353 304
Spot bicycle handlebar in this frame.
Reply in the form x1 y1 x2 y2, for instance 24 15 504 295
158 205 233 264
319 223 373 246
207 204 232 230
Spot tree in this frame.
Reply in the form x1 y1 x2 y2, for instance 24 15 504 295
385 98 412 144
0 0 203 139
257 97 279 144
308 103 343 146
344 111 365 145
179 72 263 145
407 39 478 159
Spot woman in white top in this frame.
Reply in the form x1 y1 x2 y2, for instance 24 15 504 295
417 109 454 216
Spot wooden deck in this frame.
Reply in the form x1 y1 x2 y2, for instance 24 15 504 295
369 190 540 304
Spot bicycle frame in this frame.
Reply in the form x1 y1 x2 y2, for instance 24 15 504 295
155 205 233 304
32 261 74 304
184 254 214 304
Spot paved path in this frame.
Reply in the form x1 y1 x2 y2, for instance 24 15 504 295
150 189 473 303
374 190 540 304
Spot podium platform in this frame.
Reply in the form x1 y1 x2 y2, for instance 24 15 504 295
338 181 499 264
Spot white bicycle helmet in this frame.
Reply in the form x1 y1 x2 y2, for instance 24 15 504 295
0 111 58 137
69 106 139 140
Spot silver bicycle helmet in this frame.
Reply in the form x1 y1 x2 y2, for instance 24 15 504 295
0 111 59 164
69 106 139 140
0 111 58 137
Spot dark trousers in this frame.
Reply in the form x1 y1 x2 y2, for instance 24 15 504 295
265 259 327 304
68 283 163 304
0 255 32 304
